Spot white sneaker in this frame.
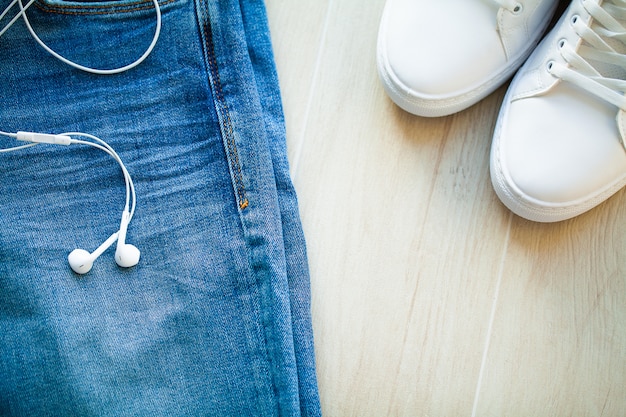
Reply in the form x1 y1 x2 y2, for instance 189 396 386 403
490 0 626 222
376 0 560 117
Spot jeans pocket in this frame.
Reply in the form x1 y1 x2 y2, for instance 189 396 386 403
15 0 167 73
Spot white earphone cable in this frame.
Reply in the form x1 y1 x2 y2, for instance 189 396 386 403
0 0 161 74
66 133 136 220
0 130 38 152
0 0 154 270
0 0 35 38
0 131 136 221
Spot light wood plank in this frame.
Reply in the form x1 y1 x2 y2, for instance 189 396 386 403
265 0 331 165
267 0 626 416
270 0 512 415
474 203 626 416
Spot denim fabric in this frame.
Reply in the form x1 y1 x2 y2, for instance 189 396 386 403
0 0 321 415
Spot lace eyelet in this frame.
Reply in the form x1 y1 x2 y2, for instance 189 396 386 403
571 15 579 25
513 3 523 14
558 39 566 49
546 60 555 72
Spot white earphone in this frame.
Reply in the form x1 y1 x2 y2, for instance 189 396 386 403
1 131 140 274
68 210 140 274
0 0 161 273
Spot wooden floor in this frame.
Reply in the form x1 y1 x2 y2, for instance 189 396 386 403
266 1 626 416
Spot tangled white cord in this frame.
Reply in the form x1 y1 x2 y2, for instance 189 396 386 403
0 0 158 271
0 0 161 74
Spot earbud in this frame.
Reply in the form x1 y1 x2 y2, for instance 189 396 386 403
67 211 140 274
115 210 140 268
68 232 118 274
67 249 95 275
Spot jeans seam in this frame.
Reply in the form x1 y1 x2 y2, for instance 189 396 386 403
34 0 175 16
199 10 249 211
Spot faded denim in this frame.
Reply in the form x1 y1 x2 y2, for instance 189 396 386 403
0 0 321 415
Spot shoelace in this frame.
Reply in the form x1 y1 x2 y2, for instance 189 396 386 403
494 0 523 13
548 0 626 113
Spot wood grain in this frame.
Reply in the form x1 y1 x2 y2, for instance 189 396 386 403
267 0 626 415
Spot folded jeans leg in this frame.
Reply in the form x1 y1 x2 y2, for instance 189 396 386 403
236 1 321 415
197 0 321 414
0 0 320 415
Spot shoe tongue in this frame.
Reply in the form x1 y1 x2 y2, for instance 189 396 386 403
616 109 626 150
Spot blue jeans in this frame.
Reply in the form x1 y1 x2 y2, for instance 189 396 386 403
0 0 321 415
